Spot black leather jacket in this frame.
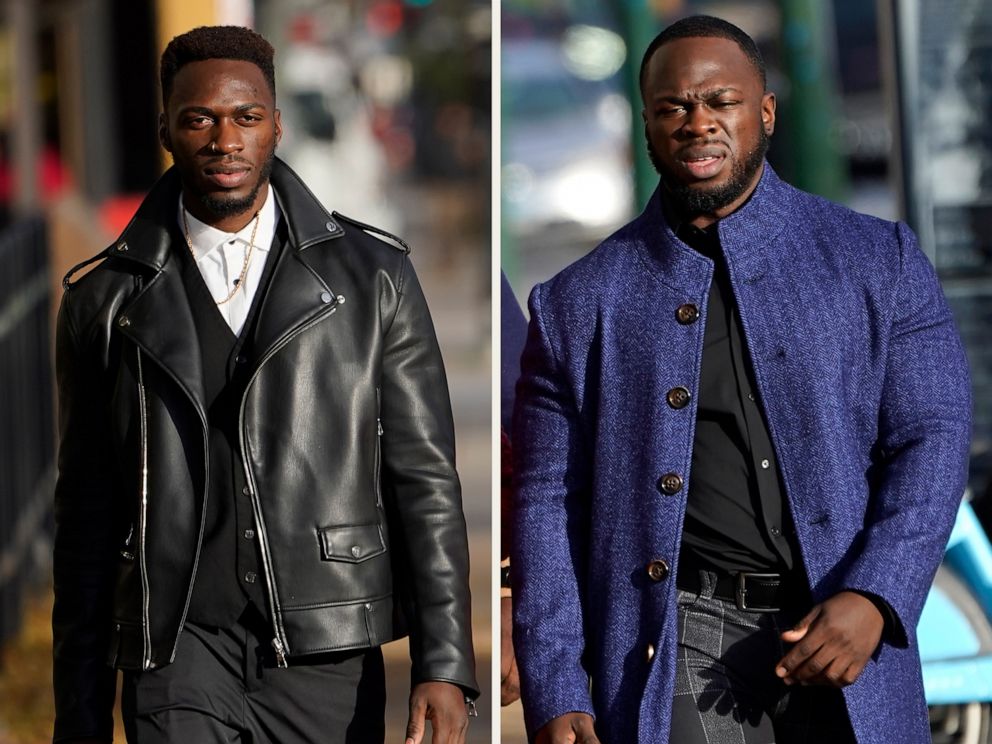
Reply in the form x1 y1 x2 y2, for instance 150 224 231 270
52 159 478 741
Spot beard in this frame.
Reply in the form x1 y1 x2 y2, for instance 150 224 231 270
191 146 276 219
648 127 769 216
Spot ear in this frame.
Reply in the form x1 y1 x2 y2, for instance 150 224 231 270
273 108 283 146
159 112 172 152
761 92 776 137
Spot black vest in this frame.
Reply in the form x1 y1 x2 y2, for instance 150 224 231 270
179 221 286 627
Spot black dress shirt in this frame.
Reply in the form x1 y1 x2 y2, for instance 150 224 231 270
668 210 800 576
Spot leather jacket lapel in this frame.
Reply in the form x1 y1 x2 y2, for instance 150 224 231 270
117 252 207 421
252 248 341 365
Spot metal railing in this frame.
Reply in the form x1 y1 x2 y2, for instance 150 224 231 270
0 215 54 647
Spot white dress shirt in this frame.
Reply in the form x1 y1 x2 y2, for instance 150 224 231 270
177 187 281 336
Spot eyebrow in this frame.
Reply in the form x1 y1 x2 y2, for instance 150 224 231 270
653 87 743 103
178 102 268 117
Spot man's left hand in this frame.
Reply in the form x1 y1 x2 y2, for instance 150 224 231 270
775 590 885 687
405 681 469 744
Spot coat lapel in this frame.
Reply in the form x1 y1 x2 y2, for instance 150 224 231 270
111 168 207 419
246 161 347 363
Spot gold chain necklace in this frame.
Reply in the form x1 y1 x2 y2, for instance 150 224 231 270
182 206 261 306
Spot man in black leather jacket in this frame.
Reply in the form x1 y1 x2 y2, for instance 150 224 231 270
53 25 477 744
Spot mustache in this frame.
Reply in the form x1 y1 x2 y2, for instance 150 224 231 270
202 155 252 167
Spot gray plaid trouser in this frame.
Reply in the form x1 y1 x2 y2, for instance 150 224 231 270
670 571 858 744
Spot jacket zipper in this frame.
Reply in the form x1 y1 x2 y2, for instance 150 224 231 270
239 293 343 668
127 340 211 669
375 386 383 507
135 348 153 669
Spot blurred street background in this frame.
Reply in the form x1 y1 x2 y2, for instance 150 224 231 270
500 0 992 740
0 0 491 742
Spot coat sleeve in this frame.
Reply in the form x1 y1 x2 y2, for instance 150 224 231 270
840 221 972 648
511 282 596 735
378 255 478 697
52 290 119 743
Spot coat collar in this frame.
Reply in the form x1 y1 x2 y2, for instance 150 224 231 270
627 162 794 294
112 158 345 419
112 158 344 272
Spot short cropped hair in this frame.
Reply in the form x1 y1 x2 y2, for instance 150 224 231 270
638 15 766 100
160 26 276 108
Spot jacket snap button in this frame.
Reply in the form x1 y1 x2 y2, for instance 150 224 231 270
117 316 130 327
244 571 257 584
242 486 251 496
658 473 683 495
646 559 669 582
325 220 339 233
351 545 361 558
244 529 254 540
320 291 332 304
116 241 128 252
675 303 699 325
666 387 691 410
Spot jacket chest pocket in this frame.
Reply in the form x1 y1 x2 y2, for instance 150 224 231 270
318 523 387 563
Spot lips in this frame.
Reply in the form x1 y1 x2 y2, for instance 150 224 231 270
203 163 251 189
677 147 727 180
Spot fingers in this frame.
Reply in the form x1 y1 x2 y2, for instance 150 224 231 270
405 694 427 744
535 713 601 744
501 654 521 706
776 593 884 687
407 682 469 744
779 605 819 642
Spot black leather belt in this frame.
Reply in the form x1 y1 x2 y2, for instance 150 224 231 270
677 567 797 612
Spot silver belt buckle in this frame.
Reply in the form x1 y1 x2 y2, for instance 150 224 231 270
735 572 782 612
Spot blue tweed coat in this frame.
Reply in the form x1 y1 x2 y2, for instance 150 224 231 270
511 164 972 743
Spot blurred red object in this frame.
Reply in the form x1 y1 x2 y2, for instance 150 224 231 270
99 194 144 237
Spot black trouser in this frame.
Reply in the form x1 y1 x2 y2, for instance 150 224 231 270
670 571 857 744
122 606 386 743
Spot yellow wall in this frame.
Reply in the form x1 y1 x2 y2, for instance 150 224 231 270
154 0 217 57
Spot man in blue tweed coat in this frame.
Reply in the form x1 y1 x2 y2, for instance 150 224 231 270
511 16 971 744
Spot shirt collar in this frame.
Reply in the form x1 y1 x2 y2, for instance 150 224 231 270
177 185 281 263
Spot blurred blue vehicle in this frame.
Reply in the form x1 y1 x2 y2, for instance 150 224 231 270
923 498 992 743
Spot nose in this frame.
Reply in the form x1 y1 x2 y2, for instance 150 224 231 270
211 118 244 154
679 102 717 138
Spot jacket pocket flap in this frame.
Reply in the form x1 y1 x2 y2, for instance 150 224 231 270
318 523 386 563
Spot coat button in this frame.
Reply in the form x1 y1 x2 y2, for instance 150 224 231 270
116 241 128 252
242 486 251 496
320 291 332 304
351 545 362 558
646 643 655 661
646 559 670 582
676 303 699 324
666 387 691 410
244 571 257 584
117 316 130 328
243 529 254 540
658 473 683 495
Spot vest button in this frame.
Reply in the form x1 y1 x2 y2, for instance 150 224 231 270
646 560 670 582
675 303 699 324
658 473 684 495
